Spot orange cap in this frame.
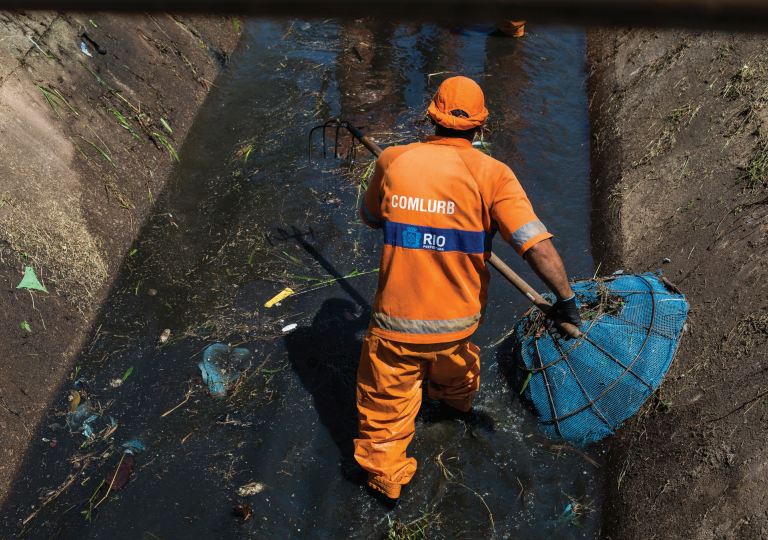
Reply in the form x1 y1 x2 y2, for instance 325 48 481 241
427 76 489 130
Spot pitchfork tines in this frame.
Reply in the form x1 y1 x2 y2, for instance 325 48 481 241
308 119 366 167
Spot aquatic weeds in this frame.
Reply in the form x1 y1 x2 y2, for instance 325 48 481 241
387 510 441 540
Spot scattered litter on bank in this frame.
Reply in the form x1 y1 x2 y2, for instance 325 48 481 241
159 329 171 343
281 323 297 333
80 42 92 57
17 266 48 293
198 344 251 398
26 35 53 58
238 482 265 496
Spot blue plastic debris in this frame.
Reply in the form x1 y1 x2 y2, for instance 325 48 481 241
515 272 688 444
67 404 101 438
198 344 251 398
122 439 146 453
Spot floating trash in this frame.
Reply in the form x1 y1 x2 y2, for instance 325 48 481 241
159 329 171 343
198 344 250 398
265 287 294 308
122 439 146 453
237 482 265 496
233 503 253 520
67 404 100 438
106 450 134 490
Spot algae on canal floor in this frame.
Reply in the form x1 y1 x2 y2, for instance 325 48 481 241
3 20 596 539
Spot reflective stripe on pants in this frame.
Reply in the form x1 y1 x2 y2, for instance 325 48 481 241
353 330 481 488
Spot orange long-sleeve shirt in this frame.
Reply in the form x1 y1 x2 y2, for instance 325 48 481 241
360 135 551 344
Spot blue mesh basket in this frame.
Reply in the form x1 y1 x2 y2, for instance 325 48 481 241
514 272 688 444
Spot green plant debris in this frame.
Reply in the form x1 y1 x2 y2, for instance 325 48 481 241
154 133 179 162
89 19 98 27
387 510 441 540
669 102 692 123
164 300 173 310
739 136 768 192
69 137 89 160
135 280 141 295
282 251 305 265
519 372 532 394
122 366 133 381
80 137 116 168
290 268 379 296
617 452 631 490
21 320 31 333
160 118 172 134
244 146 252 164
81 61 115 91
232 16 240 32
17 266 49 293
722 60 766 100
247 237 264 266
36 85 65 120
129 249 137 258
109 109 141 140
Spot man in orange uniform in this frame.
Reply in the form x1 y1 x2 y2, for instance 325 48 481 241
355 76 581 504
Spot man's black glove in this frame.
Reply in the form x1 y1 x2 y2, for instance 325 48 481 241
545 295 581 339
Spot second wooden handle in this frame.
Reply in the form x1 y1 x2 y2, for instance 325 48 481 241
487 253 582 339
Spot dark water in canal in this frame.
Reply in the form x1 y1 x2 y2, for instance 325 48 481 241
3 20 596 539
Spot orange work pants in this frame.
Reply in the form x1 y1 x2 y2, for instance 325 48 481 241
353 330 480 498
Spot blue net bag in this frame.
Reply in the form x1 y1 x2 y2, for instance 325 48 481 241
514 272 689 444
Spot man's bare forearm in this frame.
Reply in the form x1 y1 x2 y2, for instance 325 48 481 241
523 239 573 300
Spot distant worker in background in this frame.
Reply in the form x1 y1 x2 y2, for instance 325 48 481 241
354 76 580 505
495 20 526 37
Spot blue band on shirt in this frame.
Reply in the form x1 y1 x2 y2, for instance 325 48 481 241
383 221 492 254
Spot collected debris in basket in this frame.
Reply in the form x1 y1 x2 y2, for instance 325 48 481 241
515 272 688 444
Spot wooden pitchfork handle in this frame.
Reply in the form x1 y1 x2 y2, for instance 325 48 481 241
345 124 582 340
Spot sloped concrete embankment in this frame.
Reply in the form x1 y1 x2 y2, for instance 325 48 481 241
587 28 768 539
0 11 240 503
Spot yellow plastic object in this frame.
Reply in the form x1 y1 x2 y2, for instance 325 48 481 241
264 287 295 308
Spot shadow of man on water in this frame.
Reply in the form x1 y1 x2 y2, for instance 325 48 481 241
283 296 371 483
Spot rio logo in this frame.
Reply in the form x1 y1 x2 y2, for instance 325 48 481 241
422 233 446 250
402 227 446 250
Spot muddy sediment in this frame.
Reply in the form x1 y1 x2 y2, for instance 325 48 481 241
587 28 768 538
0 11 239 504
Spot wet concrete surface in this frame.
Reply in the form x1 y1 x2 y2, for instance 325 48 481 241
2 19 597 539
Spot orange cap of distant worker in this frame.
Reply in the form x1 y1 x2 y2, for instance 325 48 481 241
427 76 489 130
